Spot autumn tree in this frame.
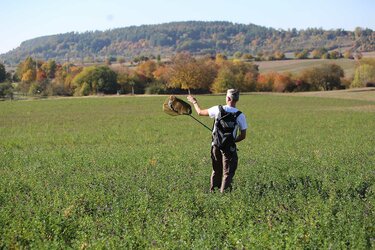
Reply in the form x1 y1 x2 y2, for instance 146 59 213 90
256 72 276 91
299 64 344 90
274 51 285 60
52 63 82 95
136 60 157 83
295 49 309 59
153 65 169 84
36 69 47 82
196 57 218 91
318 64 344 90
116 67 142 94
311 48 328 59
15 57 37 94
41 60 57 79
167 52 207 93
16 57 35 78
21 69 36 83
273 73 295 92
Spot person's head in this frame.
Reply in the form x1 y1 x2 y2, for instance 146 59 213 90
226 89 239 106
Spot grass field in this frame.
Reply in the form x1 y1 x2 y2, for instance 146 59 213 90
257 58 357 78
0 93 374 248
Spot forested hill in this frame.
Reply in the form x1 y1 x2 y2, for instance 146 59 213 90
1 21 374 64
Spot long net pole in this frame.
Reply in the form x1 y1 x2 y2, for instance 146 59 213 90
188 115 211 132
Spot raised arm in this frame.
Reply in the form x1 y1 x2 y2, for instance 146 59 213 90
187 95 209 116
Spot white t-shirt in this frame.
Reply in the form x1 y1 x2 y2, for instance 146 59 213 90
208 105 248 139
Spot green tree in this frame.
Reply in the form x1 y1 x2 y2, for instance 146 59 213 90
28 82 44 95
351 64 375 88
211 60 258 93
0 63 6 82
231 61 259 91
73 66 118 95
0 82 14 99
211 67 236 93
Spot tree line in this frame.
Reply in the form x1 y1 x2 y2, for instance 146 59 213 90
1 53 374 99
1 21 374 65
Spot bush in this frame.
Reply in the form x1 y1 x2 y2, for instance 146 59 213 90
273 73 295 92
145 83 167 94
72 66 118 94
256 73 275 92
351 64 375 88
74 82 90 96
28 82 44 96
0 82 14 99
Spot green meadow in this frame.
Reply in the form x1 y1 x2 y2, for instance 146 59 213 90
0 93 374 249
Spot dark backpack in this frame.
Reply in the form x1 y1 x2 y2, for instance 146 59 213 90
212 105 242 149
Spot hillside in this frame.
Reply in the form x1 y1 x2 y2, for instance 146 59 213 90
1 21 374 64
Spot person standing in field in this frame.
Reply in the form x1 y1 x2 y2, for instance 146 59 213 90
187 89 247 193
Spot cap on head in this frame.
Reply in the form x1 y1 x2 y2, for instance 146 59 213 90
226 89 239 101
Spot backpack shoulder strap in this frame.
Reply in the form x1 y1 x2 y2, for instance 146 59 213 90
235 111 242 117
218 105 225 113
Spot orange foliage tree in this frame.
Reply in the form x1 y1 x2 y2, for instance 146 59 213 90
273 73 295 92
167 52 213 93
256 72 276 91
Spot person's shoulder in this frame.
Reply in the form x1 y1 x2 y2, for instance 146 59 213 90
223 105 236 111
208 105 220 117
209 105 219 111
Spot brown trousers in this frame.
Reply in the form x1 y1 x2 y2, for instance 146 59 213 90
210 145 238 193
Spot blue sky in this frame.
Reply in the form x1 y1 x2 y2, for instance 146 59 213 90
1 0 374 54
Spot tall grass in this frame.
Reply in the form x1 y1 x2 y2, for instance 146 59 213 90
0 95 374 248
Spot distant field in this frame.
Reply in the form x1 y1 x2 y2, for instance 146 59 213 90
257 52 375 77
0 93 374 248
252 87 375 103
287 87 375 102
256 58 357 77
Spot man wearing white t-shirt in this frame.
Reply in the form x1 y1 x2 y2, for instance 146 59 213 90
187 89 247 193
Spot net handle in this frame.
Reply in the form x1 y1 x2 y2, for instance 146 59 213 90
188 114 212 132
